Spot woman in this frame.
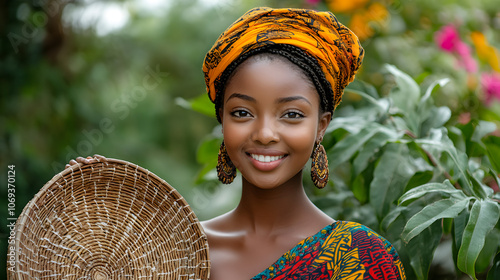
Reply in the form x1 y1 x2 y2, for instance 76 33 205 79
200 7 405 280
69 7 405 279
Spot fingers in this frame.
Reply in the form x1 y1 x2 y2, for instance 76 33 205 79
65 159 78 169
65 155 107 170
75 156 91 164
93 154 107 162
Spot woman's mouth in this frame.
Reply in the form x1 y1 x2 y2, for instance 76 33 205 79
250 154 285 163
247 153 287 171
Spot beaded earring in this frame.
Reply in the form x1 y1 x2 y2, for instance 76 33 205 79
217 141 237 184
311 141 329 189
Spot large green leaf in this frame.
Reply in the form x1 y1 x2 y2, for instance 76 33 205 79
352 172 368 204
487 252 500 280
471 121 497 144
459 121 497 157
326 115 372 135
352 129 400 176
381 207 407 232
416 78 450 137
457 199 500 279
370 143 415 218
344 88 389 112
175 93 216 117
328 123 390 170
483 135 500 172
402 197 471 242
476 228 500 274
404 170 434 193
469 170 494 200
416 129 472 194
385 64 421 115
407 221 442 280
195 137 221 181
448 126 467 153
345 79 380 99
197 137 220 164
399 180 466 205
419 78 450 106
382 205 442 280
453 209 470 258
419 106 451 137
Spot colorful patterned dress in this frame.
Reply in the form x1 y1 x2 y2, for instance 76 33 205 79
251 221 405 279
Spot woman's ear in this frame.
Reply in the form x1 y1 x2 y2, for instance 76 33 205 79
317 112 332 141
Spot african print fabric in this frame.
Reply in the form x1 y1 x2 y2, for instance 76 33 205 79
251 221 405 280
203 7 364 112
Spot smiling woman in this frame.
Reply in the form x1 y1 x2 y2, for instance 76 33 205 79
222 54 326 190
200 7 406 280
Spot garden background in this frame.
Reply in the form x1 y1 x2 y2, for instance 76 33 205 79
1 0 500 279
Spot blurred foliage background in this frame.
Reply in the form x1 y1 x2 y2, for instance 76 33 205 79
1 0 500 279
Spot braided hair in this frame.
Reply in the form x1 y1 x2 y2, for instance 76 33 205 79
213 44 334 123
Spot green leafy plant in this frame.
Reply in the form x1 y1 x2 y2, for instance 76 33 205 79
185 65 500 279
321 65 500 279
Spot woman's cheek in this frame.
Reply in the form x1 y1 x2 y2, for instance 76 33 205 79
222 123 247 167
284 125 317 153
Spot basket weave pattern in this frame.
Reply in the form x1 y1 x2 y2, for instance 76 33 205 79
8 158 210 279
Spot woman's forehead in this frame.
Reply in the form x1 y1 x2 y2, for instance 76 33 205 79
231 56 306 83
224 58 319 105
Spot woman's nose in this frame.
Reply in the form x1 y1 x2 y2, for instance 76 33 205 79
251 117 279 145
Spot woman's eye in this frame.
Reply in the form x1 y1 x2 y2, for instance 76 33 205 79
283 111 304 119
231 110 251 118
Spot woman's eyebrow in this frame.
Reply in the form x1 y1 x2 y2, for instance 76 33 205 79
276 96 312 105
226 93 256 103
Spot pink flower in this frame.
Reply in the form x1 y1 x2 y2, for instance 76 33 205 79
435 25 459 52
481 72 500 105
435 25 477 73
456 42 478 73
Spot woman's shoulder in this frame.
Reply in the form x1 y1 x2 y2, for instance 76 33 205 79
200 211 248 249
327 220 398 253
324 220 406 279
330 221 390 240
200 213 234 241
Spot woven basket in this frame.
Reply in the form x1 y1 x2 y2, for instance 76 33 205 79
8 158 210 279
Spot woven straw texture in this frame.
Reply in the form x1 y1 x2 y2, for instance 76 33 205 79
8 158 210 279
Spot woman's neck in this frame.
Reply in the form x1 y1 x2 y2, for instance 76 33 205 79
232 171 318 235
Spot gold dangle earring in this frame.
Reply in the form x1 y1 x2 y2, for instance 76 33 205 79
311 140 329 189
217 141 237 184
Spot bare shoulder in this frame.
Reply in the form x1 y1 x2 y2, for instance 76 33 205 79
200 211 244 249
201 212 235 236
200 213 250 280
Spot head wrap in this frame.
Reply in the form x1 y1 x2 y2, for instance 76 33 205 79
203 7 364 121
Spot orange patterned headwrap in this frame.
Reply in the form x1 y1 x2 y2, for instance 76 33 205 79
203 7 364 117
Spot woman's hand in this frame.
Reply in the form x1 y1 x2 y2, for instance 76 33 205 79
65 154 107 169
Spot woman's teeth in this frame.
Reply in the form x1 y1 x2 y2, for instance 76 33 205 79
250 154 284 163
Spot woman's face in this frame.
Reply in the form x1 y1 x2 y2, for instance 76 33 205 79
221 56 331 189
